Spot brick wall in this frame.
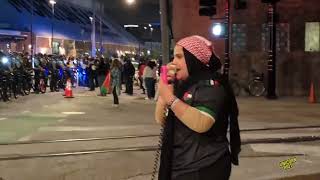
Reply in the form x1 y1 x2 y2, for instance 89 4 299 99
172 0 320 97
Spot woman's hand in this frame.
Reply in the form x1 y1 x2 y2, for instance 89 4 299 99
157 95 167 107
155 95 168 126
158 75 175 105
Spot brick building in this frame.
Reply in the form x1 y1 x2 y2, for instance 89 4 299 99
172 0 320 97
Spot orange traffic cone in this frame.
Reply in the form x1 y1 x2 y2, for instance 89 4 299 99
64 79 74 98
308 82 316 103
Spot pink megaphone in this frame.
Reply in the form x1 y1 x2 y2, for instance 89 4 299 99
160 65 168 84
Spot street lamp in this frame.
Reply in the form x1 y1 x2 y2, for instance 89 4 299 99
1 57 9 64
89 15 96 57
30 0 34 56
211 23 225 37
150 27 154 53
126 0 136 5
49 0 56 54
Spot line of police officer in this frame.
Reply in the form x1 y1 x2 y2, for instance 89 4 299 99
0 52 78 101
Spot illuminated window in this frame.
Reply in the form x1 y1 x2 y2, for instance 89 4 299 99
232 24 247 53
305 22 320 52
262 23 290 52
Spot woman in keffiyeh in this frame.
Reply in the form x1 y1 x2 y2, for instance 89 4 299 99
155 35 241 180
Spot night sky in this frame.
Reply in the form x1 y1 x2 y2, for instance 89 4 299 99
100 0 160 25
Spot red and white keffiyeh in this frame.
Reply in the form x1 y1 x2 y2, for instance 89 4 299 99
176 35 214 65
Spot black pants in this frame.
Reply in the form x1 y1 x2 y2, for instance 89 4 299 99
50 71 58 92
138 77 145 92
113 87 119 105
34 72 40 93
145 78 155 99
89 71 98 90
173 153 231 180
125 76 133 95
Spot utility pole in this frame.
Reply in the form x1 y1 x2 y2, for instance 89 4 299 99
223 0 231 78
91 0 96 57
160 0 170 64
262 0 279 99
31 0 34 56
100 3 103 56
49 0 56 54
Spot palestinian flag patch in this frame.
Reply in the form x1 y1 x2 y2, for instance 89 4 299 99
210 80 220 86
183 91 193 104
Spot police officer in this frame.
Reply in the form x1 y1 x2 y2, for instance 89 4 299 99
48 56 59 92
33 54 43 93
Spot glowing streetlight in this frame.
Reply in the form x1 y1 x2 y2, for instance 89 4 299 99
89 16 93 22
1 57 9 64
126 0 135 5
144 26 147 30
49 0 56 5
149 24 152 27
212 23 222 36
150 27 154 32
124 24 139 28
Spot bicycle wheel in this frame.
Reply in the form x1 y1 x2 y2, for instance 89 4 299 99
248 80 265 97
23 80 31 95
230 80 241 96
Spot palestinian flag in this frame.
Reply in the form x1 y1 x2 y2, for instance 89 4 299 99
101 73 112 95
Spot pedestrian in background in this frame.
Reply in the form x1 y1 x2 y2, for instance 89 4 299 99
138 60 146 94
123 58 136 95
88 58 98 91
110 59 122 107
143 60 157 100
97 58 108 96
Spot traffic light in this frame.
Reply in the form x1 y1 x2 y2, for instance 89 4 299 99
199 0 217 17
235 0 247 9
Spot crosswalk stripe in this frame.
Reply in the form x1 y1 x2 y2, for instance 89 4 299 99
62 112 86 115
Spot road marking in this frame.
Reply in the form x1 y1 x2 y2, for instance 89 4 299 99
0 118 7 121
39 125 158 132
242 132 320 140
250 144 320 156
58 119 66 122
302 159 313 163
40 126 107 132
22 111 31 114
18 135 32 142
61 112 86 115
